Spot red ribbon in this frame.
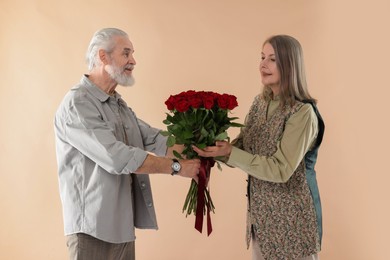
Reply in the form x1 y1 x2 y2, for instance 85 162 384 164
195 158 215 236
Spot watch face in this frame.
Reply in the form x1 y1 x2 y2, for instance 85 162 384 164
172 162 181 172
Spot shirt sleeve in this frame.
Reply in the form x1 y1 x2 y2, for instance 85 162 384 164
61 98 148 174
226 104 318 183
136 118 168 157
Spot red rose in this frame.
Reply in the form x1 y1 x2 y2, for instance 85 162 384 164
165 95 176 110
202 95 215 109
217 94 230 109
184 90 197 97
227 95 238 110
175 98 190 112
189 96 203 109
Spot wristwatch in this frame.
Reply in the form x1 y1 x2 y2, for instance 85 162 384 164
171 158 181 176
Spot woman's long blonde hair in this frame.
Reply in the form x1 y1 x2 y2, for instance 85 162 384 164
262 35 316 107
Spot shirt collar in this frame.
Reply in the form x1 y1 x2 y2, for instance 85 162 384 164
271 94 280 101
80 75 122 102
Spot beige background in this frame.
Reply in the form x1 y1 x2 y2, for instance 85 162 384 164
1 0 389 259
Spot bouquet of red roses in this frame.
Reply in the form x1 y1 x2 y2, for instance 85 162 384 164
161 90 243 235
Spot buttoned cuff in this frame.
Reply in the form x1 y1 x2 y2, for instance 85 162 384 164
124 148 149 173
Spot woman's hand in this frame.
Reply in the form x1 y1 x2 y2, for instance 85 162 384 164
192 141 232 158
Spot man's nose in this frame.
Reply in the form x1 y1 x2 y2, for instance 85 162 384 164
129 55 136 65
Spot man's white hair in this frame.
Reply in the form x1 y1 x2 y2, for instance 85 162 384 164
86 28 128 71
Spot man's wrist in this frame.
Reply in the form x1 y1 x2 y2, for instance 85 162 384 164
171 158 181 175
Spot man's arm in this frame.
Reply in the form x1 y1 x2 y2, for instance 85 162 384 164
134 154 200 182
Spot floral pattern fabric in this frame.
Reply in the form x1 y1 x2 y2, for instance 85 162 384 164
242 95 320 260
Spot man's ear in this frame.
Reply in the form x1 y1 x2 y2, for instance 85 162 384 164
99 49 109 65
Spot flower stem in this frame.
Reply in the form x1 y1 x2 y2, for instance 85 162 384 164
182 180 215 217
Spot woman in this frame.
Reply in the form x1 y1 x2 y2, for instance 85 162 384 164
193 35 324 260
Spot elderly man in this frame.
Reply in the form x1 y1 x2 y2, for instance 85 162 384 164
54 28 200 260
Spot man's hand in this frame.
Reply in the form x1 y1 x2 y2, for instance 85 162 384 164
178 159 201 183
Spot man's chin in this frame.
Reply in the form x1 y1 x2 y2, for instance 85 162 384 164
118 77 135 87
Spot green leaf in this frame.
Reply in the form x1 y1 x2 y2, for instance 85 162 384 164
167 136 176 147
207 132 215 145
215 131 228 141
182 130 194 139
160 130 171 136
163 119 171 125
200 127 209 138
186 150 199 159
173 150 183 159
216 161 222 171
230 122 245 127
165 113 175 122
195 143 207 149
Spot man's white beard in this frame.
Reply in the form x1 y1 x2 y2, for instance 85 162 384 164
105 64 135 87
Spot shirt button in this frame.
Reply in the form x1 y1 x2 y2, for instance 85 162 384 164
140 182 146 189
147 202 153 207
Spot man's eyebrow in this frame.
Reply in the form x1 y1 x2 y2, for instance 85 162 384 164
123 48 133 53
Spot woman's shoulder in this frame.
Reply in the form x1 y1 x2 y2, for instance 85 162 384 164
295 101 316 116
248 94 268 110
290 102 318 128
253 93 266 103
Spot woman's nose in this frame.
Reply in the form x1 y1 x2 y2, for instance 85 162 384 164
260 60 266 68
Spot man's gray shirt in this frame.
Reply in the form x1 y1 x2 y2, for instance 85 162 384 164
54 75 167 243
